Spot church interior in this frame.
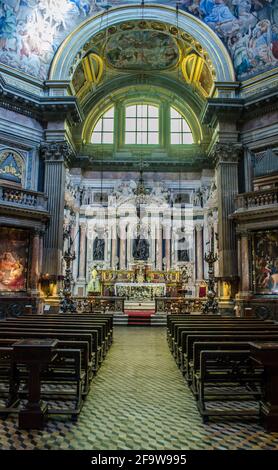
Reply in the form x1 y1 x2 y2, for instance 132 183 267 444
1 0 278 451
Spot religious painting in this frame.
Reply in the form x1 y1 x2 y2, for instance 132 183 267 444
105 30 180 70
71 62 86 94
0 0 278 81
0 150 24 186
253 230 278 295
0 228 29 293
93 236 105 260
177 237 190 262
174 193 190 204
133 237 149 260
94 192 108 203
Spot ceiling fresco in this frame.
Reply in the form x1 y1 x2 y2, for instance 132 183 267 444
0 1 278 81
71 21 215 99
105 30 180 70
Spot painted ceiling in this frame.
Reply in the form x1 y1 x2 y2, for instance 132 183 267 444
71 21 215 100
0 1 278 81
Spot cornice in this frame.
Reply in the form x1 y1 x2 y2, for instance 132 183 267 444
0 203 49 222
0 74 83 123
231 205 278 222
202 86 278 126
74 155 213 172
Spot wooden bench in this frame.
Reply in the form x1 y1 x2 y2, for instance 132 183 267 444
0 321 102 371
0 311 114 427
0 342 85 426
195 349 264 423
174 321 277 360
181 331 278 377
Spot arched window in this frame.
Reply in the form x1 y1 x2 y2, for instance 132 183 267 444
91 107 114 144
125 104 159 145
170 107 193 144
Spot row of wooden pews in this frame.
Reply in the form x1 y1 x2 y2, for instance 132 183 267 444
0 312 113 429
167 314 278 427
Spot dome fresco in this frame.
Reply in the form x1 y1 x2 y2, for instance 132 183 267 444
0 0 277 81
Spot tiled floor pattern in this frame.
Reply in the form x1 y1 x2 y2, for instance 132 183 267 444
1 327 278 450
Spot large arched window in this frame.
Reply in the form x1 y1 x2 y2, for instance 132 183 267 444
170 107 193 144
125 104 159 145
91 107 114 144
89 102 196 148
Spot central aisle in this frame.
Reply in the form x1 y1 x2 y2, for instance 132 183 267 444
1 327 278 450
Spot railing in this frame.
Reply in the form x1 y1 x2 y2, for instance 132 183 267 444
236 188 278 211
74 296 125 313
155 297 207 314
0 183 48 211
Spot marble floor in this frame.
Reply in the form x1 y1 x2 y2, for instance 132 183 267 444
1 327 278 450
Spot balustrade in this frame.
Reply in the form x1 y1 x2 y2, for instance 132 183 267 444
74 296 125 313
0 183 48 210
236 188 278 210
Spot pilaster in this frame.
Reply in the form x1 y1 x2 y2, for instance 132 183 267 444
41 142 74 277
211 143 242 279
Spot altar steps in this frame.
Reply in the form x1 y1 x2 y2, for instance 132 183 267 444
124 301 155 311
113 313 167 327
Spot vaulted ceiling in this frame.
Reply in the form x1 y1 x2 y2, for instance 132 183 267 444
0 1 277 82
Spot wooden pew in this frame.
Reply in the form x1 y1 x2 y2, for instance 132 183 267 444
0 346 19 416
185 333 278 380
0 312 114 427
196 349 264 423
181 330 278 376
175 323 278 365
0 322 102 370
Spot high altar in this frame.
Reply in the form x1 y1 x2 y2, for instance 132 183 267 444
115 283 166 301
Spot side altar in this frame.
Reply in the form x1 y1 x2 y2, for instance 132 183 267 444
115 282 166 301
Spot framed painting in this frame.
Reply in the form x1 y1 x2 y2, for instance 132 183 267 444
0 228 29 293
253 230 278 295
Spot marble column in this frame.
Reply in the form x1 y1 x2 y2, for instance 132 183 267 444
39 230 44 279
240 231 251 295
41 142 73 276
126 225 131 269
164 226 171 271
171 231 176 269
111 234 117 269
212 143 241 278
30 230 41 294
237 234 242 288
72 213 79 283
78 223 87 279
195 224 204 281
156 225 163 271
120 225 126 270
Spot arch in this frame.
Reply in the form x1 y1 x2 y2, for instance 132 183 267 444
81 84 203 145
50 5 235 83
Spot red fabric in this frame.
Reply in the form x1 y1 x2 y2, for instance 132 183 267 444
125 310 154 317
199 286 206 298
